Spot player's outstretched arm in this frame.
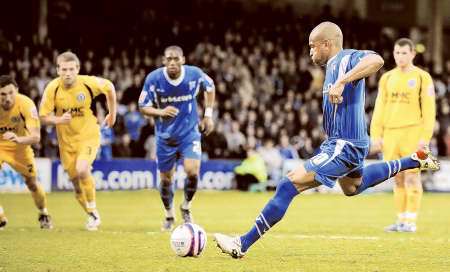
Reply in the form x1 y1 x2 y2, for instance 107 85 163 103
103 84 117 128
200 87 215 136
338 54 384 84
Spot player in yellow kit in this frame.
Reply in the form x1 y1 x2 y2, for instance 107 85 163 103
0 75 52 229
39 52 117 231
370 38 436 232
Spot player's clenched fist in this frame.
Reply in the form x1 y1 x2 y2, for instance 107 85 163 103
57 112 72 124
329 80 345 104
161 106 179 117
2 131 19 143
200 117 214 136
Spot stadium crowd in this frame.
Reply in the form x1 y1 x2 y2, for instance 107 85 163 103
0 1 449 168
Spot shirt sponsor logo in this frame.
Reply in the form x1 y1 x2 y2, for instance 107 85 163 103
160 94 193 103
62 107 84 117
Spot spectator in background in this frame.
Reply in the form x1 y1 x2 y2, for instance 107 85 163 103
234 138 267 191
97 108 115 160
121 74 143 105
225 120 246 158
257 138 283 187
445 127 450 156
124 102 146 157
203 122 229 159
35 68 50 96
278 134 299 160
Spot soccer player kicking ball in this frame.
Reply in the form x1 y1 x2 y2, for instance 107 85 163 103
39 52 117 231
0 75 52 229
371 38 436 233
139 45 215 231
213 22 440 258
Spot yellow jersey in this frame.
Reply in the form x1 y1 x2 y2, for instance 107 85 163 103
0 94 40 149
39 75 113 150
371 66 436 142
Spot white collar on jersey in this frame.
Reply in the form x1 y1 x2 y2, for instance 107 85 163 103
163 65 185 86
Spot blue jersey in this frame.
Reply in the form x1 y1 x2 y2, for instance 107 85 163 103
322 49 376 145
139 65 214 141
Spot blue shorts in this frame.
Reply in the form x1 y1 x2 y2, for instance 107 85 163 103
304 138 369 188
156 131 202 172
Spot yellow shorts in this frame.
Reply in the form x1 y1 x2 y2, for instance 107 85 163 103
60 139 100 179
0 146 36 178
382 125 421 173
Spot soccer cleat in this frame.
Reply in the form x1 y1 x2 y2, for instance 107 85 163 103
398 222 417 233
213 233 245 259
86 211 101 231
411 149 440 171
384 222 400 232
38 214 53 229
180 206 194 223
0 217 7 230
161 217 175 232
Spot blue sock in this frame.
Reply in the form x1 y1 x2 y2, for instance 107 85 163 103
184 175 198 202
240 177 299 252
159 181 174 212
355 156 419 194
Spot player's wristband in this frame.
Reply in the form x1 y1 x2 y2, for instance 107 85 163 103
204 107 213 118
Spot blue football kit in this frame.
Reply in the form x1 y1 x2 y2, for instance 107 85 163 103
304 49 375 187
139 65 214 172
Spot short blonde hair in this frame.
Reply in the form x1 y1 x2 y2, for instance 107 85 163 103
56 51 80 67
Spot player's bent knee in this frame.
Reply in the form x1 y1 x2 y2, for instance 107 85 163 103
76 168 89 179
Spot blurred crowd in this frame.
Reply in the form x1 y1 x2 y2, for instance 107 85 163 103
1 1 449 170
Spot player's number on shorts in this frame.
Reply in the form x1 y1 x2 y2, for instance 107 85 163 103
193 141 201 155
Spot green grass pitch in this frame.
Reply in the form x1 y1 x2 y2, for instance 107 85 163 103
1 190 449 272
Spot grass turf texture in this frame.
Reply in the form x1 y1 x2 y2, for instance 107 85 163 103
1 190 449 272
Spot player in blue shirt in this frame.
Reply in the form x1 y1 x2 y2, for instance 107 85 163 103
139 45 215 231
214 22 440 258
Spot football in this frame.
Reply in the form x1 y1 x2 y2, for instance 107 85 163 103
170 223 207 257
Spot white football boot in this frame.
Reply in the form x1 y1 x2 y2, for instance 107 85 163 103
213 233 245 259
86 210 101 231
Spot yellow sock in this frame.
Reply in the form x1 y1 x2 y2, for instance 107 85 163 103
31 183 48 214
393 186 407 222
406 185 423 223
81 176 96 213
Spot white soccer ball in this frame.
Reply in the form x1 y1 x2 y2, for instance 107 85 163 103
170 223 207 257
